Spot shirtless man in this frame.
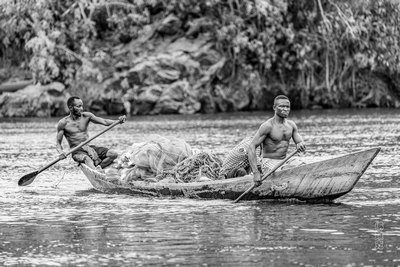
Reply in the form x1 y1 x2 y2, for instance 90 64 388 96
248 95 306 184
56 96 126 169
219 95 306 184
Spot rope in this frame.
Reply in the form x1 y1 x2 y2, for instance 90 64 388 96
156 152 223 183
52 171 66 189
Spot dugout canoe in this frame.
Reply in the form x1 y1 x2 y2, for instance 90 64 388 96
80 147 380 202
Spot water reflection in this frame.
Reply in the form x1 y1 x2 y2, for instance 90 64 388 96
0 109 399 266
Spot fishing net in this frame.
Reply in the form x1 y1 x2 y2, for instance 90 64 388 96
115 135 193 183
156 151 223 183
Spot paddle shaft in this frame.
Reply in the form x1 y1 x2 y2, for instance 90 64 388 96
234 150 298 203
19 120 121 186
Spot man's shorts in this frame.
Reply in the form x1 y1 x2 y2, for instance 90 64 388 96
71 145 109 166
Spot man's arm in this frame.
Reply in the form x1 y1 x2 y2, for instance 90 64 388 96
248 122 270 184
86 112 126 126
291 121 306 152
56 120 66 157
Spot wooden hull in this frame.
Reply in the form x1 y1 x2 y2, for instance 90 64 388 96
80 148 380 201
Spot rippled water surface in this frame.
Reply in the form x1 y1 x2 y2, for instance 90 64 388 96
0 109 399 266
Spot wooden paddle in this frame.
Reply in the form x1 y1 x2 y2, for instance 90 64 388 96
234 150 298 203
18 119 123 186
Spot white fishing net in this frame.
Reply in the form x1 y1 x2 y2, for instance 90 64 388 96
110 135 193 183
103 134 225 184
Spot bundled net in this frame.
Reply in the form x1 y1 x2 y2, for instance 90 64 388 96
156 152 223 183
105 135 225 184
114 135 193 183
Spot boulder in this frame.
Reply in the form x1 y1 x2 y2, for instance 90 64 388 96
157 14 182 35
132 84 163 115
165 37 210 54
185 17 214 37
153 80 201 114
0 82 69 117
93 35 265 115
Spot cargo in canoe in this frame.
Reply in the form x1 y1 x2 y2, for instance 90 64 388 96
80 147 380 202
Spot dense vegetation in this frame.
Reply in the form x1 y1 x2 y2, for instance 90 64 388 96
1 0 400 114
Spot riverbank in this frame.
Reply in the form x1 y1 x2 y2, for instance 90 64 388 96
2 1 400 118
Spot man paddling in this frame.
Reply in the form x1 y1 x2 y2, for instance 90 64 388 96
56 96 126 170
219 95 306 184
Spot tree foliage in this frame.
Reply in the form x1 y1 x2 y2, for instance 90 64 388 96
1 0 400 111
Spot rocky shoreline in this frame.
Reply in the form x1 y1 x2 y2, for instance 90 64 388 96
0 35 271 117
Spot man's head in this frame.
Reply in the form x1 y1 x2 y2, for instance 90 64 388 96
67 96 84 116
273 95 290 118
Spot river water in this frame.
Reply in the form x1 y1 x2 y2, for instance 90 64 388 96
0 109 398 266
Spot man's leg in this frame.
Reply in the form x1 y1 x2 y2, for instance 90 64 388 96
91 146 118 169
100 149 118 169
83 155 96 169
72 152 96 169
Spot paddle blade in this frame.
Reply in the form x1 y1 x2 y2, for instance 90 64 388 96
18 171 39 186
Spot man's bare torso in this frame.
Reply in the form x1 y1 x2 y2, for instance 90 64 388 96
261 118 294 159
60 114 91 148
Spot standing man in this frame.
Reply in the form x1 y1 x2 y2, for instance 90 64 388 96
219 95 306 184
56 96 126 169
